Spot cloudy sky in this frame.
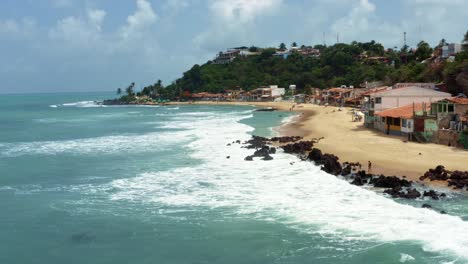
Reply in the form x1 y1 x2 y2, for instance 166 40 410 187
1 0 467 93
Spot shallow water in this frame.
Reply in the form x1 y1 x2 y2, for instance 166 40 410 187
0 93 467 264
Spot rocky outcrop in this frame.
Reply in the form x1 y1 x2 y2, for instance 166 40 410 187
281 141 314 154
370 175 412 189
270 136 302 143
420 165 449 181
420 166 468 190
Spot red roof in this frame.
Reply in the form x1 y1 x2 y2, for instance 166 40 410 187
375 102 431 119
327 88 353 93
444 97 468 105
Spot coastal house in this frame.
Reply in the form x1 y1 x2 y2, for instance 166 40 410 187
363 86 450 128
250 85 285 101
374 102 432 139
321 87 354 106
191 92 226 101
393 83 436 90
224 88 245 101
430 97 468 148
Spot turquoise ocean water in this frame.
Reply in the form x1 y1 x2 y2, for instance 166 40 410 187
0 92 467 264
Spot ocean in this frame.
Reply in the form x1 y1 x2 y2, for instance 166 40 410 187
0 92 467 264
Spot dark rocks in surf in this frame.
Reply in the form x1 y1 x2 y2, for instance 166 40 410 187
422 203 432 208
448 170 468 190
370 175 411 189
281 141 314 154
319 154 342 176
383 187 421 199
420 165 449 181
243 136 269 149
270 136 303 143
423 190 440 200
255 108 277 112
420 166 468 190
307 148 323 161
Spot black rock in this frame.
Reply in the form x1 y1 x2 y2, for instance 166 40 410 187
371 175 411 189
226 156 230 159
351 176 366 186
423 190 440 200
440 210 447 214
320 154 342 176
422 203 432 208
244 155 253 161
307 148 323 161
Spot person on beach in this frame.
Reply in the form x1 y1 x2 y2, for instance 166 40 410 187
368 161 372 173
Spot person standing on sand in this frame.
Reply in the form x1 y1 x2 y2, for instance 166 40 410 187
368 161 372 173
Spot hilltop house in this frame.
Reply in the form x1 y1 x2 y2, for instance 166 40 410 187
364 86 450 128
213 49 240 64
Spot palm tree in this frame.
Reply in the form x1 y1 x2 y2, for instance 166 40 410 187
116 88 122 95
279 43 286 51
125 82 135 97
292 42 297 48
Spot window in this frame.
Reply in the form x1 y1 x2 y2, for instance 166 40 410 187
402 119 407 128
393 118 401 126
448 104 454 113
375 97 382 104
438 103 443 113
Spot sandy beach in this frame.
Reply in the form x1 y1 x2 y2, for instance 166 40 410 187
168 101 468 184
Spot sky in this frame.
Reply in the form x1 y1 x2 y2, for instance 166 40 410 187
0 0 467 94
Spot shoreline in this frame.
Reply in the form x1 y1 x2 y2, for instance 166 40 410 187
167 101 468 189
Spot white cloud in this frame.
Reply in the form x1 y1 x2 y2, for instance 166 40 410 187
49 9 106 47
193 0 283 51
211 0 282 25
121 0 158 39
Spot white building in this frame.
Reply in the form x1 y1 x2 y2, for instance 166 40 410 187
442 43 462 58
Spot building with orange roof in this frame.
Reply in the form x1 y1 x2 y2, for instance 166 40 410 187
374 102 432 138
363 86 450 128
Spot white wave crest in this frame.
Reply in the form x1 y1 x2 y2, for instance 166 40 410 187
0 131 194 157
61 101 103 108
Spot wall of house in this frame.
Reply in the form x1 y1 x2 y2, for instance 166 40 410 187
401 119 414 133
437 129 461 147
455 104 468 116
375 96 448 112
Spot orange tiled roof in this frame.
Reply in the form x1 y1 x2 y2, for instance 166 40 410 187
375 102 431 119
444 97 468 105
327 87 353 93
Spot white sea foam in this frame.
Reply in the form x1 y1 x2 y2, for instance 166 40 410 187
0 131 194 157
399 253 415 262
108 109 468 260
49 104 58 108
61 101 103 108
